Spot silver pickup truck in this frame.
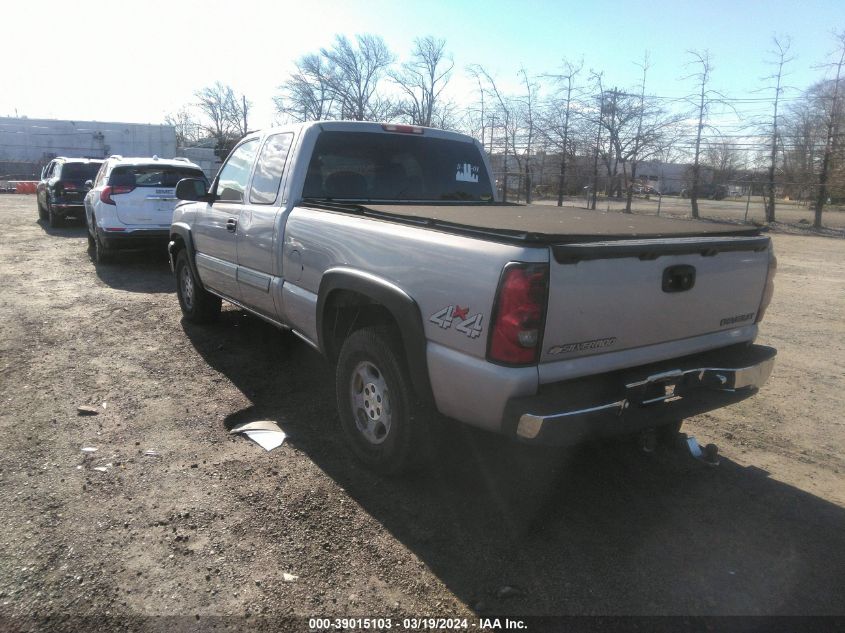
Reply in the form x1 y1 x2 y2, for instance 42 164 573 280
169 121 777 473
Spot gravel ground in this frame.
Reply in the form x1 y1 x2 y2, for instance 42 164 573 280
0 194 842 632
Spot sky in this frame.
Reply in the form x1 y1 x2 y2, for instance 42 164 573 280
2 0 843 129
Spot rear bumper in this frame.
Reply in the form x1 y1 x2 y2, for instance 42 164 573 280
51 203 85 217
101 229 170 250
503 344 776 445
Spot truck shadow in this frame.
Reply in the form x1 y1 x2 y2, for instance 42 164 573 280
183 311 845 616
92 247 174 294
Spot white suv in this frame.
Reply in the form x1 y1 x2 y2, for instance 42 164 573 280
84 155 208 263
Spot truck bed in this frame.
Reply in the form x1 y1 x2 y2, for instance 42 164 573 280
329 202 762 243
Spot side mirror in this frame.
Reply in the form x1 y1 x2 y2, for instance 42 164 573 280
175 178 211 202
84 180 94 189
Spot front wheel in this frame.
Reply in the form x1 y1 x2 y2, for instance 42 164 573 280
335 326 421 475
175 250 221 323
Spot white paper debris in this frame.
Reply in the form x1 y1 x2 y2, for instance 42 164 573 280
229 421 286 452
81 447 98 453
242 430 286 452
93 466 108 472
282 572 298 582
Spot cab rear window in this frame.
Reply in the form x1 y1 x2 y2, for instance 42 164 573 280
60 163 102 180
109 166 207 188
302 131 493 202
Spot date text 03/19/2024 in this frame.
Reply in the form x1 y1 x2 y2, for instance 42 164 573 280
308 617 528 630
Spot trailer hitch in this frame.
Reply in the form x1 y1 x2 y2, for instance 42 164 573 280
685 435 720 466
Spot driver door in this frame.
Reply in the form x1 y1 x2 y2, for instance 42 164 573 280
192 139 260 301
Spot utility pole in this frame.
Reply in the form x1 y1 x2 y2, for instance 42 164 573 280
242 95 249 135
607 88 618 197
590 89 605 210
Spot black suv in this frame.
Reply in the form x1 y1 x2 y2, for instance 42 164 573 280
37 157 104 227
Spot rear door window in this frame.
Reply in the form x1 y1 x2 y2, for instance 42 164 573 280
249 133 294 205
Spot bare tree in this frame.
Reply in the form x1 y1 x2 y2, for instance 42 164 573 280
391 36 454 127
684 50 714 219
704 137 743 186
321 34 394 120
469 65 517 201
540 59 584 206
275 54 337 122
599 90 668 198
814 30 845 227
164 107 203 147
194 82 251 155
762 36 793 222
518 66 538 203
624 52 650 213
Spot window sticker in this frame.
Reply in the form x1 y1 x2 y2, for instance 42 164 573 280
456 163 479 183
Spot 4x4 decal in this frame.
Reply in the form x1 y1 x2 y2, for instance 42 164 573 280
429 305 483 339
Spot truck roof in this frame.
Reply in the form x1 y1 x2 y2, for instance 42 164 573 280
259 120 481 146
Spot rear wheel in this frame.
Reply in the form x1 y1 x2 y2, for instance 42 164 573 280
47 200 62 228
175 250 221 323
335 326 421 475
92 227 112 264
37 197 47 221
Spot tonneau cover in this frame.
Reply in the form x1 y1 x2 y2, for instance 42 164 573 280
358 203 760 243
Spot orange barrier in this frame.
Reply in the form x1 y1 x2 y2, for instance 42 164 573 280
13 182 38 194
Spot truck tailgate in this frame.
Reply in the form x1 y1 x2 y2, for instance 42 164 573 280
541 235 771 363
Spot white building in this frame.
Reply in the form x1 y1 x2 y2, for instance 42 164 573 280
0 117 176 163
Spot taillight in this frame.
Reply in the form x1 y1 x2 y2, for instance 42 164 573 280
100 185 135 205
756 248 777 323
488 263 549 365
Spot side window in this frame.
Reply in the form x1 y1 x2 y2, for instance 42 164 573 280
216 139 259 203
249 133 294 205
94 163 107 186
54 163 63 179
44 162 56 179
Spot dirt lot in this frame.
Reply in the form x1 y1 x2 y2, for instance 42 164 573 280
0 194 843 631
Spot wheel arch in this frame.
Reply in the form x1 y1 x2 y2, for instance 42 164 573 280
317 268 433 405
168 222 203 287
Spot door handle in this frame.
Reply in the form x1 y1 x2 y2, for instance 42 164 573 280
226 218 237 232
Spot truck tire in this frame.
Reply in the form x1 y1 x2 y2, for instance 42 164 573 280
47 200 62 228
335 325 421 475
175 250 221 323
37 198 47 221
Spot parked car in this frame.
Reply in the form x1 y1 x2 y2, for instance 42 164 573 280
169 121 777 475
36 157 103 227
84 156 207 263
680 184 727 200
